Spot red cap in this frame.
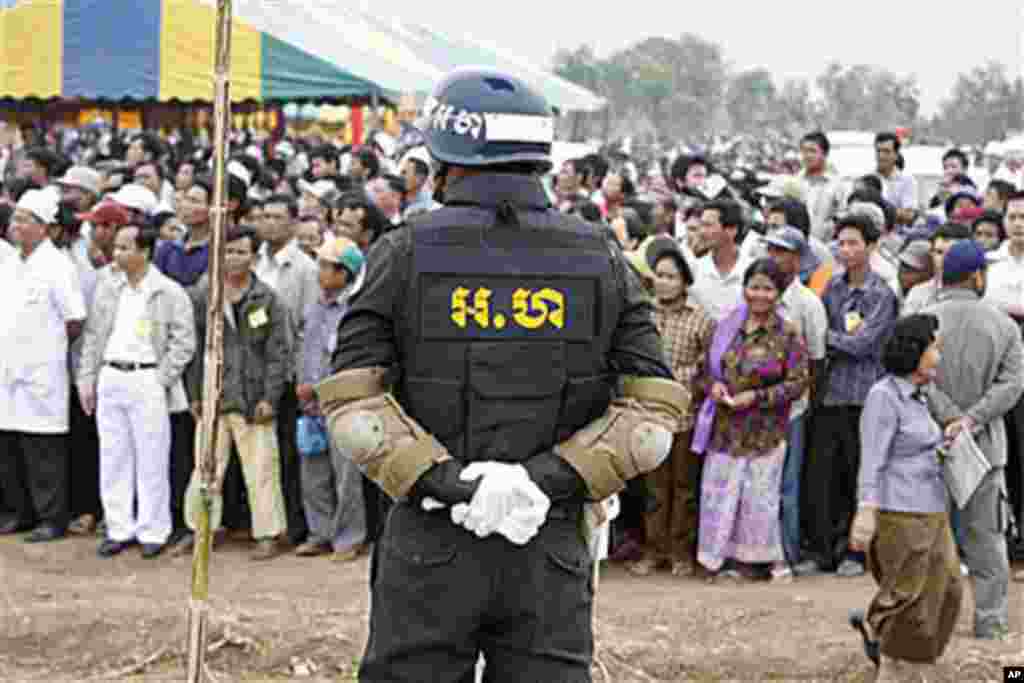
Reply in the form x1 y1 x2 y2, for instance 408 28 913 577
952 206 985 223
77 201 132 226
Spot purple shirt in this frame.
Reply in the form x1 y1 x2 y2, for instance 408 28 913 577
154 240 209 288
301 295 349 386
858 375 946 513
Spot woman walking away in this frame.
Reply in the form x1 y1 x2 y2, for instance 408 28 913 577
694 258 809 583
849 314 963 682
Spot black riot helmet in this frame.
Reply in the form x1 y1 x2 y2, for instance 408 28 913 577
420 68 555 173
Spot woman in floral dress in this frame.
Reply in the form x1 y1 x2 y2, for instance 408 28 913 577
692 258 809 582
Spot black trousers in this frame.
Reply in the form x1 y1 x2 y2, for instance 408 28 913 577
1004 395 1024 542
801 405 863 570
277 386 308 544
0 430 70 530
168 411 196 535
360 502 593 683
68 385 101 520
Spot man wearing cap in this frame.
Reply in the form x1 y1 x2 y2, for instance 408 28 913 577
65 199 132 536
922 240 1024 639
895 240 935 301
109 183 159 222
763 226 828 572
902 223 970 316
293 236 367 560
297 178 340 227
400 147 438 219
0 188 87 542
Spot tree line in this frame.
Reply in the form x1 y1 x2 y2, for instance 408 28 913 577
552 34 1024 147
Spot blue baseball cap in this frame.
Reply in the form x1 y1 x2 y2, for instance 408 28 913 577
942 239 987 285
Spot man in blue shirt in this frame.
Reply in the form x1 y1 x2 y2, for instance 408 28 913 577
798 213 899 577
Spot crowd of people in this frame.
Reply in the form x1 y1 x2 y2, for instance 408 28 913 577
0 121 1022 676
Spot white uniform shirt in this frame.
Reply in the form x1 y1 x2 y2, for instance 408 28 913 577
690 252 754 322
254 242 283 291
984 249 1024 316
0 238 14 264
0 240 86 433
780 278 828 419
104 282 157 365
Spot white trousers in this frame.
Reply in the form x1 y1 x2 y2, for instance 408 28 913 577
96 366 171 544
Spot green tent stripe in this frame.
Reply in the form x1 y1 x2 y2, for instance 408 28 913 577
261 32 379 100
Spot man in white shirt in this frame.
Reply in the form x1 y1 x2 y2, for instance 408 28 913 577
798 131 846 242
875 132 918 227
254 194 320 546
78 223 196 558
690 199 753 322
0 236 14 263
0 188 86 542
984 191 1024 559
763 226 828 572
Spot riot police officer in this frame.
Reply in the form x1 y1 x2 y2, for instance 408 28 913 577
315 68 687 683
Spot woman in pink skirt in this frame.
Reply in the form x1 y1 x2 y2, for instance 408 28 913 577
692 258 809 582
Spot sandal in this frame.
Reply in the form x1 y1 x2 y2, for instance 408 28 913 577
626 558 658 576
770 566 794 584
68 514 97 536
670 560 695 577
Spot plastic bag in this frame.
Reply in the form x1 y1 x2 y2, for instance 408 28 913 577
296 414 328 458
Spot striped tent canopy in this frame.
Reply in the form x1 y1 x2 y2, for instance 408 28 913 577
0 0 406 102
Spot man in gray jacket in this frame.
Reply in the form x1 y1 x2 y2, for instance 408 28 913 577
924 240 1024 639
77 222 196 558
175 225 291 561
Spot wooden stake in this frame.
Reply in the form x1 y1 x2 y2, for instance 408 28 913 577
186 0 232 680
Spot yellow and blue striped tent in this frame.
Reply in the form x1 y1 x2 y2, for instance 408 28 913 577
0 0 422 102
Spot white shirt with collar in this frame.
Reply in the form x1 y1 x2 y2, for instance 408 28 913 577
690 250 754 322
0 238 14 265
780 277 828 420
984 246 1024 317
0 239 87 433
104 271 158 365
253 239 319 375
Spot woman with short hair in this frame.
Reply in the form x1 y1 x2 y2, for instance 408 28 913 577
849 313 962 681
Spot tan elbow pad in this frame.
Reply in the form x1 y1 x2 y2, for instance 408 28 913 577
555 376 687 501
316 367 451 499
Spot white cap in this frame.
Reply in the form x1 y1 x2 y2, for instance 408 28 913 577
297 178 339 203
399 145 432 170
56 166 102 196
17 187 60 224
227 159 252 189
109 183 159 215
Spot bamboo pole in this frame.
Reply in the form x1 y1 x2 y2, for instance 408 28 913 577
186 0 233 680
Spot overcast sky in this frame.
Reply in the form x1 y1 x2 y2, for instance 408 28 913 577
385 0 1023 116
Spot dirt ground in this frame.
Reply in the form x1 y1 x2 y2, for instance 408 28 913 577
1 533 1022 682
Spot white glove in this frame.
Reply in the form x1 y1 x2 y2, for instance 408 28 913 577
456 462 551 544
